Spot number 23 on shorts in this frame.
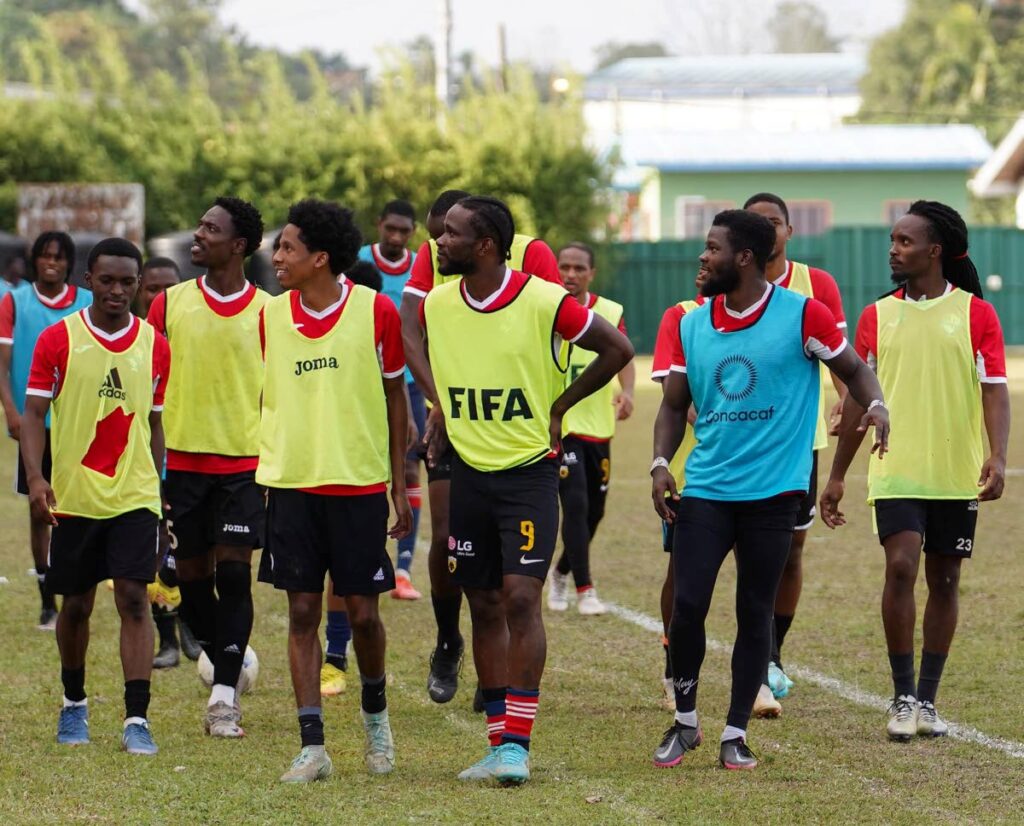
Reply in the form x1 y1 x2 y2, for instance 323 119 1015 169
520 520 535 552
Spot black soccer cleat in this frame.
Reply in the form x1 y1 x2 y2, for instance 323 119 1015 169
719 737 758 770
653 723 703 768
427 639 464 704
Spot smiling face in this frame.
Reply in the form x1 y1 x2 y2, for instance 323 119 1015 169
889 213 940 283
35 240 70 287
698 226 742 297
191 205 243 269
86 255 140 319
271 223 329 290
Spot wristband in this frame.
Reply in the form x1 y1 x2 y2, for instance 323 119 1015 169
650 457 670 475
867 399 886 412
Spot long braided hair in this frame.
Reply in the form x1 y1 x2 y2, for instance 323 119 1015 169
457 196 516 261
907 200 984 298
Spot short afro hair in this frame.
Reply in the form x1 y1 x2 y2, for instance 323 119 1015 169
87 237 143 274
286 199 362 276
380 199 416 222
743 192 789 224
711 210 777 271
214 195 264 258
345 260 383 292
30 231 75 282
429 189 472 218
142 256 180 276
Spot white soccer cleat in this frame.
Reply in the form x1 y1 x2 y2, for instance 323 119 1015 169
577 587 607 616
547 571 569 611
752 683 782 718
916 701 948 737
887 695 919 741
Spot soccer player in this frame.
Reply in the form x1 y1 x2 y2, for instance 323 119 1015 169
400 189 563 706
0 231 91 629
147 197 266 738
547 242 634 616
421 195 633 784
133 257 181 320
0 246 27 296
651 210 888 770
21 237 170 755
257 199 411 782
821 201 1009 742
357 199 423 600
743 192 848 712
650 266 707 708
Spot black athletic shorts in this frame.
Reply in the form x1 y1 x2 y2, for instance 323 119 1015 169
662 496 682 553
874 498 979 558
48 509 160 595
425 443 456 484
448 455 559 590
16 429 51 495
258 488 396 595
794 451 819 531
164 469 265 558
559 435 611 523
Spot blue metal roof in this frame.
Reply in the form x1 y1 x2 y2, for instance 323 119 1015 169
614 125 992 173
586 53 865 100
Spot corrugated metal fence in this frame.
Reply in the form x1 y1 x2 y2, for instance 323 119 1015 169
599 226 1024 352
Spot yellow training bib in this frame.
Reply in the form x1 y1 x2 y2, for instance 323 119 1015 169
784 261 831 451
162 280 268 457
869 289 983 501
51 314 161 519
425 275 569 472
256 287 390 488
564 296 623 440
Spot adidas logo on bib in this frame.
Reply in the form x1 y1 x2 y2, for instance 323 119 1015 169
98 367 126 400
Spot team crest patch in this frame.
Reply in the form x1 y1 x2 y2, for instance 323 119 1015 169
448 536 456 551
559 466 570 479
448 556 457 573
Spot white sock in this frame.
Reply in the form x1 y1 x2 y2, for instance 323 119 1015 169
209 683 236 707
720 725 746 743
674 710 698 728
124 716 147 729
63 696 87 708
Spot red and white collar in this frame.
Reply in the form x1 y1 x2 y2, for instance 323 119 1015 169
34 283 70 307
82 308 136 342
199 275 250 303
462 267 512 310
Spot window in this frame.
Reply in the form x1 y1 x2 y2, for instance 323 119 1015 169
787 200 832 236
883 200 914 225
673 197 734 240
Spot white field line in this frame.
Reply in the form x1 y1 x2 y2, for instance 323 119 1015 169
605 600 1024 760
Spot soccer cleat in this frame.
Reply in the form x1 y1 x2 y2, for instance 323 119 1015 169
361 709 395 774
178 620 202 662
547 571 569 611
719 737 758 770
320 662 347 697
391 573 422 601
457 747 500 781
122 721 158 755
917 701 949 737
427 639 464 704
153 639 181 669
653 723 703 768
753 683 782 718
576 587 607 616
57 705 90 745
661 677 676 711
204 700 244 738
280 746 333 783
493 742 531 785
887 695 919 742
148 577 181 611
37 607 57 631
767 661 794 699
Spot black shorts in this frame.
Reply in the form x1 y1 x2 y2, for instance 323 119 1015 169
794 451 819 531
425 443 456 484
662 497 682 553
559 435 611 529
874 498 979 558
16 429 52 495
448 456 559 590
48 509 160 595
165 469 265 558
258 488 396 595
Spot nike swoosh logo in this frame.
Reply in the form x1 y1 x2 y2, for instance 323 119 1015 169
519 556 545 565
656 744 675 760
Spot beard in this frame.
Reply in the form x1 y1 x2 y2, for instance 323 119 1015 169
890 269 907 284
700 264 741 297
438 256 475 277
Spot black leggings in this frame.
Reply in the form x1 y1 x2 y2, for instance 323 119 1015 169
669 495 799 730
555 437 610 588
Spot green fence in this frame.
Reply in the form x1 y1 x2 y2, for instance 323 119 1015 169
599 226 1024 353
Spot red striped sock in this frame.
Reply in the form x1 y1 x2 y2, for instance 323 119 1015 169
502 687 539 750
408 487 423 509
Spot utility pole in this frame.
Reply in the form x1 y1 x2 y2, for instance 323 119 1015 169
497 23 508 93
435 0 452 110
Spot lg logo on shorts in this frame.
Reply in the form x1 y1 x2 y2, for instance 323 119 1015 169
448 536 473 556
223 524 251 534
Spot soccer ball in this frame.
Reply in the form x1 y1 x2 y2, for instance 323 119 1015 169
197 645 259 694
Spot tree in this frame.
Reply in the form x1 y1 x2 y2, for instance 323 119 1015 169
767 2 840 53
594 41 670 70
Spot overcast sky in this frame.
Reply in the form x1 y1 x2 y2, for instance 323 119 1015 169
205 0 906 73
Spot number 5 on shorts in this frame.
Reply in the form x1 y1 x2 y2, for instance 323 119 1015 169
520 520 535 552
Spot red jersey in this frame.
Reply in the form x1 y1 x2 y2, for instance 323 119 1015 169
0 284 83 343
774 261 846 329
651 296 706 380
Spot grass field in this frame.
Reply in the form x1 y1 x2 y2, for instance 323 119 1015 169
0 356 1021 825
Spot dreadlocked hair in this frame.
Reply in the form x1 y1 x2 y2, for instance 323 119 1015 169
907 200 983 298
456 196 516 261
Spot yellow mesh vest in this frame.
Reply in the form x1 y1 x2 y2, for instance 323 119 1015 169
256 287 390 488
162 280 268 457
564 296 623 440
868 289 983 502
429 234 533 287
425 276 569 472
784 261 830 451
668 300 700 491
51 314 161 518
